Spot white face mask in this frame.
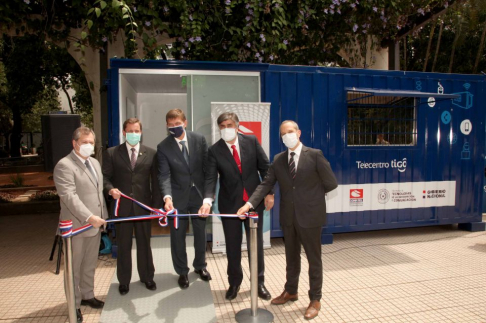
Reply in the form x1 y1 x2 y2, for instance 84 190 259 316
282 132 299 149
221 128 237 142
77 143 95 158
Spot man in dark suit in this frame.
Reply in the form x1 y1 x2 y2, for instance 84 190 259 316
102 118 159 295
199 112 273 301
157 109 211 289
54 127 108 323
238 120 338 321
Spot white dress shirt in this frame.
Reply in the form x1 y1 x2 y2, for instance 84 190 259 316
203 137 240 206
126 142 140 164
164 131 189 203
174 131 189 154
288 142 303 172
73 150 97 222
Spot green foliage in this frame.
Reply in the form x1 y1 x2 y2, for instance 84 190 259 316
0 0 457 67
22 86 61 133
0 62 12 135
71 71 94 128
403 0 486 73
9 173 24 187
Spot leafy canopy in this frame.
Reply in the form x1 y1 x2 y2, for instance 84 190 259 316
1 0 454 66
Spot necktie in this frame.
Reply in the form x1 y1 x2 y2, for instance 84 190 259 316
180 141 189 166
231 145 249 202
289 152 296 179
130 148 137 170
85 160 98 185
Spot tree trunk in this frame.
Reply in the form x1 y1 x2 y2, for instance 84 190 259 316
449 18 462 73
10 108 22 158
473 22 486 74
432 22 444 72
61 81 75 114
423 19 437 72
403 37 407 70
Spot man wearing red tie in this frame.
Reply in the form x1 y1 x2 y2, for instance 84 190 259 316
199 112 274 301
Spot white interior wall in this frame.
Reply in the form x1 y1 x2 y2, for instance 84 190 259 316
137 93 187 150
120 74 138 143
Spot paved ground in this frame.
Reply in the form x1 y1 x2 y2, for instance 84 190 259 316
1 213 485 322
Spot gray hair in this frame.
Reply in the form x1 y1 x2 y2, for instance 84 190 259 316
72 127 96 141
217 112 239 127
280 120 299 132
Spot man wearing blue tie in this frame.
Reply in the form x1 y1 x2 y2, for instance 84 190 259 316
156 109 211 289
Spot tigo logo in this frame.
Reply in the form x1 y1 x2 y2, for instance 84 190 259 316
239 122 262 144
350 189 363 198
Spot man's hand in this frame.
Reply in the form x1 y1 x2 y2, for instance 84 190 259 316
88 215 106 228
237 204 250 220
264 194 274 211
164 197 174 211
109 188 121 200
198 203 211 218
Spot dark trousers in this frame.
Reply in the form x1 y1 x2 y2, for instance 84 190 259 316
115 219 155 285
169 187 207 275
282 223 322 301
221 203 265 286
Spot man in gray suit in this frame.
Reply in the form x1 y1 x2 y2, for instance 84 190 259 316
238 120 338 321
157 109 211 289
54 127 108 323
103 118 160 295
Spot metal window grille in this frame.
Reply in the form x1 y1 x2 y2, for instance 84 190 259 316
346 91 417 146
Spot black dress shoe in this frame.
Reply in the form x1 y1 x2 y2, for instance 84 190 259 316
258 284 272 300
225 285 240 300
80 297 104 309
194 268 212 281
76 308 83 323
178 275 189 289
119 284 129 295
144 281 157 290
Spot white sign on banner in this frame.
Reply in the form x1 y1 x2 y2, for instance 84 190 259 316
326 181 456 213
210 102 271 254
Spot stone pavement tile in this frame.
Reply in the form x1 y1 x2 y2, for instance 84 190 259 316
406 310 453 323
360 299 405 318
332 303 375 322
435 306 486 323
387 295 434 314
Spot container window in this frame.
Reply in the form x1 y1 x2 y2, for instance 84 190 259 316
346 91 417 146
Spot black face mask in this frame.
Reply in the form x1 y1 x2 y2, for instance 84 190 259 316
168 125 184 138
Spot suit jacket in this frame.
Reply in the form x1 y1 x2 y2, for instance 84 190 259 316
249 145 338 228
157 130 208 209
205 134 270 214
102 143 161 217
54 150 108 238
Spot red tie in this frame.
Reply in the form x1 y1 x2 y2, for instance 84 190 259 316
231 145 249 202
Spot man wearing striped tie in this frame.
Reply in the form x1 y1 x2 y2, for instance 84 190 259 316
102 118 160 295
237 120 338 321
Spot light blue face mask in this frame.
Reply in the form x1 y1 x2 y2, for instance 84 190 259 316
126 132 141 146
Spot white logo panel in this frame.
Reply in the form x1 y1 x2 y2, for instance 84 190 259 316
326 181 456 213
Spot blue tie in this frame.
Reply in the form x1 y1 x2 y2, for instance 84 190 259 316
180 141 189 166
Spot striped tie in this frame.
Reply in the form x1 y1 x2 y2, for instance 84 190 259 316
289 152 296 179
130 148 137 170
